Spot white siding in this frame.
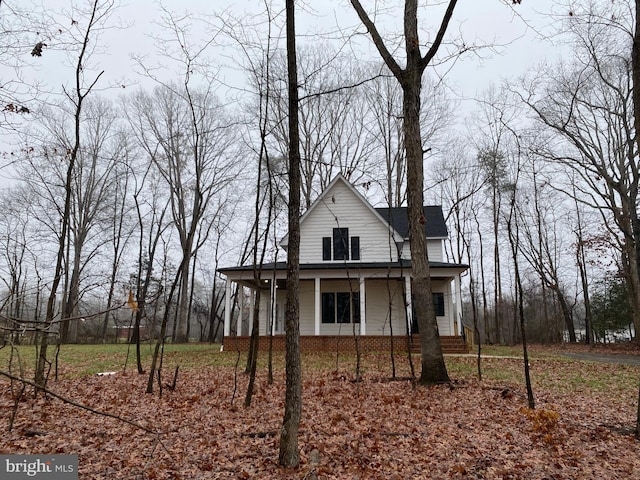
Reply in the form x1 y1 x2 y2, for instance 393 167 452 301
400 239 444 262
299 180 397 264
361 279 407 335
300 281 316 335
253 277 455 337
258 292 269 336
433 280 452 336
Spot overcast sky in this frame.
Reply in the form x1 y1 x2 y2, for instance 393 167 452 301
27 0 563 114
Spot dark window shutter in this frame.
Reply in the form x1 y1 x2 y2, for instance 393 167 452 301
351 236 360 260
322 237 331 260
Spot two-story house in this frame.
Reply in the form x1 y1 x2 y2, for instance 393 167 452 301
219 174 469 352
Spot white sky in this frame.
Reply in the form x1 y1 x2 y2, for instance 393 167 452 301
27 0 563 113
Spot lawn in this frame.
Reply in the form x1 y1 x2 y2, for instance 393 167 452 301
1 343 639 479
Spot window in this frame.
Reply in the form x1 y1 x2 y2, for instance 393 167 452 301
410 292 445 333
322 291 360 323
433 292 445 317
352 292 361 323
322 292 335 324
322 237 331 261
322 229 360 261
351 236 360 260
336 292 351 323
333 228 349 260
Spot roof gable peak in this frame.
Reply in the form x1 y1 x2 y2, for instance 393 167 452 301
280 174 401 247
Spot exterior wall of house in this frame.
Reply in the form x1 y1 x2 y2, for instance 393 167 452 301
255 277 454 337
315 279 406 336
431 279 453 336
299 180 398 264
400 238 444 262
223 177 465 344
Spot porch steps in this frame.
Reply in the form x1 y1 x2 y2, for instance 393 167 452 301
410 335 469 354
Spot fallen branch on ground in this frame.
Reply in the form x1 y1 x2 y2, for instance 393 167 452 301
0 370 159 436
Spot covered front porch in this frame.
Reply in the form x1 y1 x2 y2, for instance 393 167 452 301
219 261 468 347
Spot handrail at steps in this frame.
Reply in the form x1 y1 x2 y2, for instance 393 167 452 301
463 325 475 350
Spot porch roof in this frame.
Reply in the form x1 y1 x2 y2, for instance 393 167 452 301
218 260 467 273
219 260 468 287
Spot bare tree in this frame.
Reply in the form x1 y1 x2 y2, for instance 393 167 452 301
129 7 239 343
518 8 640 342
472 84 520 345
350 0 460 384
100 134 136 342
266 45 381 207
430 142 485 371
34 0 116 388
516 152 576 343
220 2 281 407
279 0 302 467
503 156 535 409
53 98 123 343
130 163 171 373
0 1 49 132
0 188 31 341
128 82 237 343
364 72 406 207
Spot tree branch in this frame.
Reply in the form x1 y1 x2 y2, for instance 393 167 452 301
0 369 160 437
421 0 459 68
349 0 403 80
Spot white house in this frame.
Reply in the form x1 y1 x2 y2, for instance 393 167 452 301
218 175 469 352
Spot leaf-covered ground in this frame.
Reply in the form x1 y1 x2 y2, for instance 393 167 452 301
1 346 639 479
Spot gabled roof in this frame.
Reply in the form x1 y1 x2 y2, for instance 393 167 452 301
375 206 448 239
280 174 402 247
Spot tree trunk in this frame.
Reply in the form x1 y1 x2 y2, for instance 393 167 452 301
550 286 575 343
244 290 260 407
279 0 302 467
404 74 449 384
175 253 191 343
631 0 640 438
350 0 458 384
402 1 450 385
36 0 106 386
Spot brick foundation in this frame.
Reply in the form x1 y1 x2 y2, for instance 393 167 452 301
223 335 468 354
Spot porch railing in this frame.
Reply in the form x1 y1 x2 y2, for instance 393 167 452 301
463 324 475 351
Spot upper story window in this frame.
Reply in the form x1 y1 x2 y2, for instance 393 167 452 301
322 228 360 261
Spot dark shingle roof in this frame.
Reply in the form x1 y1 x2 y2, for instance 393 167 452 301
375 206 448 238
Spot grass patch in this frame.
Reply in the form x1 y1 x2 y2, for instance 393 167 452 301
0 342 228 378
1 343 638 399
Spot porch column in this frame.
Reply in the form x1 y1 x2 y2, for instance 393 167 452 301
314 277 321 335
359 276 366 335
405 275 412 332
455 274 463 336
271 280 277 335
237 287 243 336
248 289 255 335
224 277 232 337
